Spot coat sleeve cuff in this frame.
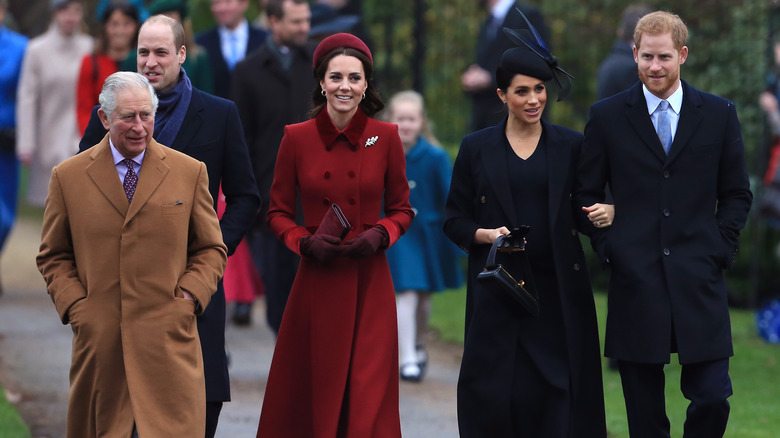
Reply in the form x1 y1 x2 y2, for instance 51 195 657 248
178 275 212 315
53 283 88 325
376 218 401 247
282 226 309 255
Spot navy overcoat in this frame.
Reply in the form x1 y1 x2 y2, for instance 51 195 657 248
574 80 753 364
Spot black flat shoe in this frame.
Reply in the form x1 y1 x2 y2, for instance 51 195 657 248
400 363 423 383
232 302 252 326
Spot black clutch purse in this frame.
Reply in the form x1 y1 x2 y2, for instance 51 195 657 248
477 227 539 317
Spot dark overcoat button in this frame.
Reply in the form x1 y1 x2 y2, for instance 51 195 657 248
480 196 487 204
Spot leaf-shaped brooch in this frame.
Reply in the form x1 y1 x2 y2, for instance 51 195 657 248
365 136 379 148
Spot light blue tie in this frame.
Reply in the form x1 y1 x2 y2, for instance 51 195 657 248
227 33 239 71
656 100 672 154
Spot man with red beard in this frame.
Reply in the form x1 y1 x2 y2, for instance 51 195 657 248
574 11 752 438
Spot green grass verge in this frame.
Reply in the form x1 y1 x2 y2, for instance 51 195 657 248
0 389 31 437
430 288 780 437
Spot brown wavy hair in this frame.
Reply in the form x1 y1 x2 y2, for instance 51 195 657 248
310 47 384 118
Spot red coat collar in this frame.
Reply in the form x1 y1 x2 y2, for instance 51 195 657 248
315 106 369 151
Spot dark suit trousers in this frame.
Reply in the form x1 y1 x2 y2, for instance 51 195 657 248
618 358 732 438
206 401 223 438
248 228 298 334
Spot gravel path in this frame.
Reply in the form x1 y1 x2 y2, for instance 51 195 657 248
0 214 461 438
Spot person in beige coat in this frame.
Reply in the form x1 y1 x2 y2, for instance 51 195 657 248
16 0 92 207
37 72 227 437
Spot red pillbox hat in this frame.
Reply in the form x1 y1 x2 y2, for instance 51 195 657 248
313 33 372 67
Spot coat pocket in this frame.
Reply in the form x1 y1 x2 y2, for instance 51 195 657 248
161 200 185 215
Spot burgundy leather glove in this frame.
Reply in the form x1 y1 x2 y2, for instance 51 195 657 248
342 225 388 258
299 234 343 263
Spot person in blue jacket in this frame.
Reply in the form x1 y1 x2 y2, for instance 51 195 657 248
385 90 464 382
0 0 27 296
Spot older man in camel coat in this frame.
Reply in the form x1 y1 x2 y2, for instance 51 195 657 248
37 72 227 437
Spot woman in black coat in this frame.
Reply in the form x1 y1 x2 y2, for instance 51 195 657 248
444 41 611 437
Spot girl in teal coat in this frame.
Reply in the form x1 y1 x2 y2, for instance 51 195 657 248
385 91 463 382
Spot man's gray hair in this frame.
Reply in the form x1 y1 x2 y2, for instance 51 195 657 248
99 72 159 120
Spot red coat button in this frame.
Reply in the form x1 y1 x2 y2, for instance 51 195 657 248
348 197 356 205
324 171 331 179
348 171 356 178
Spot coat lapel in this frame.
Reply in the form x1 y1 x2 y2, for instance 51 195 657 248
544 122 568 228
86 136 130 218
624 83 667 164
124 140 169 226
481 120 519 227
666 80 704 165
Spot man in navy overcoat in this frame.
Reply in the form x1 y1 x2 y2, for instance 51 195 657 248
574 11 752 438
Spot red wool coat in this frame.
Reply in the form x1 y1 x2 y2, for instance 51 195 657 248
76 53 117 134
258 107 414 437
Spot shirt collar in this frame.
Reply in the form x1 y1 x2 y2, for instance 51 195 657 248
643 81 683 115
492 0 515 21
315 106 369 151
109 138 146 166
219 19 249 40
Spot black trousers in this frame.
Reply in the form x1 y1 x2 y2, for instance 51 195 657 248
248 229 298 334
206 401 223 438
618 358 732 438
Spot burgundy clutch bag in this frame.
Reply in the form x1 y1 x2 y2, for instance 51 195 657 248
315 203 351 240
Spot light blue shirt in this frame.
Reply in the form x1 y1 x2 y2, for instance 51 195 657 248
643 82 684 142
218 19 249 68
109 139 146 183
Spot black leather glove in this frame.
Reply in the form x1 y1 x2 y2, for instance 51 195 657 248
299 234 343 263
342 225 388 258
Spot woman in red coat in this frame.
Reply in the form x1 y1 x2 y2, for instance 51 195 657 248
76 1 139 134
257 34 414 438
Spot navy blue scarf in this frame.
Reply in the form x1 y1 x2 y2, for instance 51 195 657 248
154 68 192 148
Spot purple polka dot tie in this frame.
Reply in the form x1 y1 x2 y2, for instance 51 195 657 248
123 159 137 203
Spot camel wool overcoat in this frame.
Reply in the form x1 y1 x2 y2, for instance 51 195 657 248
37 136 227 437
